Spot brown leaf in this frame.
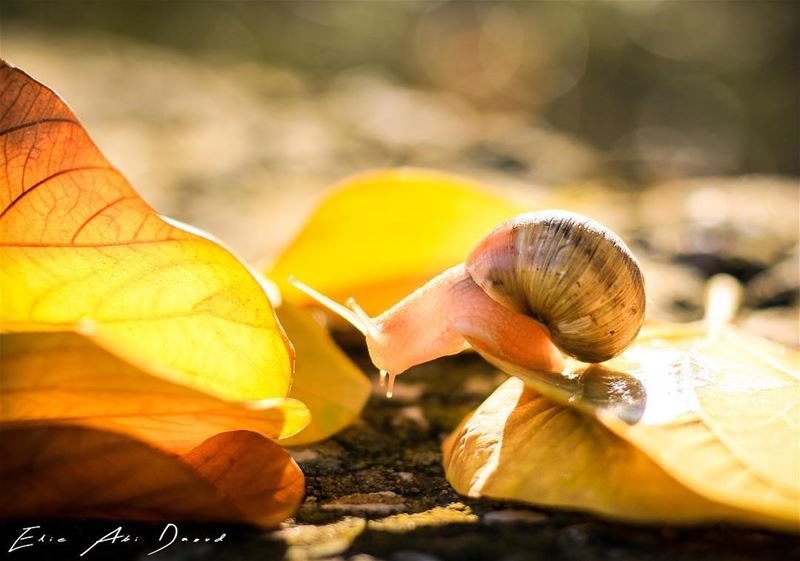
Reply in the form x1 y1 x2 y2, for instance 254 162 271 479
0 425 303 527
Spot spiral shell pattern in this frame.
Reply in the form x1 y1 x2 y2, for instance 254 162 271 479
466 210 645 363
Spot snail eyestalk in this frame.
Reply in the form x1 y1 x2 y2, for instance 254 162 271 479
287 276 396 396
287 276 367 336
347 297 380 341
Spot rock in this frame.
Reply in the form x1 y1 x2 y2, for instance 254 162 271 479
290 448 320 462
482 510 549 526
395 407 429 430
397 472 415 483
323 492 408 515
391 551 442 561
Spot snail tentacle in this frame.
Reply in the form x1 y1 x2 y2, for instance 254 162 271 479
288 276 368 335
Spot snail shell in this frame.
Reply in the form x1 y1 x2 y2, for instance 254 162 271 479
466 210 645 363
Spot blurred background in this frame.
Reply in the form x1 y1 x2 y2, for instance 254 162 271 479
1 0 798 344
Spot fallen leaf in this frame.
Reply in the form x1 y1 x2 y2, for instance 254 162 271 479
0 61 305 527
0 61 292 401
0 425 303 527
443 378 786 528
444 323 800 531
269 168 525 316
276 303 370 446
1 332 310 453
183 429 305 527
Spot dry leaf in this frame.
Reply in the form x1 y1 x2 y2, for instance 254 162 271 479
269 168 524 316
1 332 310 453
0 425 303 527
182 429 304 527
443 378 783 527
0 61 306 527
0 61 292 401
444 322 800 531
276 303 370 446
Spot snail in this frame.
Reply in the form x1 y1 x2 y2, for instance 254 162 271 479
291 210 646 397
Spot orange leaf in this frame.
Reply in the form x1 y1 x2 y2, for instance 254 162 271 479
1 332 310 453
182 430 305 527
0 425 303 527
0 61 292 401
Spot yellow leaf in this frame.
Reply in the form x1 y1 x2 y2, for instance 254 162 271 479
445 323 800 531
1 332 310 453
277 303 371 446
443 378 788 528
0 61 292 401
269 168 525 316
600 325 799 525
0 425 304 527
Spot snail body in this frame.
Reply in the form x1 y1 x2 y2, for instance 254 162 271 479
291 210 645 396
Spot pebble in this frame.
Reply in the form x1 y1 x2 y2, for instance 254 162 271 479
483 509 550 526
397 406 429 429
391 552 441 561
396 472 415 483
289 448 320 462
323 492 408 515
